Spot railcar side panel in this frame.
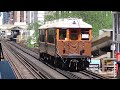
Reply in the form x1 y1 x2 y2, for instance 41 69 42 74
68 41 81 54
47 43 56 56
57 41 69 55
39 42 46 53
57 41 89 56
83 41 91 56
39 29 46 53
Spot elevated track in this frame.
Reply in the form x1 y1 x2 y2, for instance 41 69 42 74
3 41 109 79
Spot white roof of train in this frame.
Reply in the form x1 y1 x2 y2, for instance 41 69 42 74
39 18 92 29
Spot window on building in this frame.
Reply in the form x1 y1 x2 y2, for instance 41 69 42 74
20 11 24 22
118 14 120 34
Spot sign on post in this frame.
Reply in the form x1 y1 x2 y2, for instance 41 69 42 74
111 44 115 50
116 53 120 62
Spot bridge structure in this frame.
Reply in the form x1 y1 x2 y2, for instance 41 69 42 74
91 29 113 58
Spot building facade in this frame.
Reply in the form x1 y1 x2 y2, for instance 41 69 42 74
9 11 14 24
0 12 3 25
26 11 44 24
38 11 44 23
13 11 26 23
2 11 45 25
2 12 10 24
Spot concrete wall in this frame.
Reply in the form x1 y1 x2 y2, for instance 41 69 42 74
92 52 111 60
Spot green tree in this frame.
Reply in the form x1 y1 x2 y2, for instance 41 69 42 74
33 21 41 46
44 11 113 38
27 36 34 48
27 21 41 48
27 23 33 30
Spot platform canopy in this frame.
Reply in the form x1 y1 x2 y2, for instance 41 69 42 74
8 26 25 30
0 24 28 30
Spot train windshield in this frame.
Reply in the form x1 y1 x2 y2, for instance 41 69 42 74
59 29 67 40
69 29 78 40
81 28 89 40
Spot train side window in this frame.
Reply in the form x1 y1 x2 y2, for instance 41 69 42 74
59 29 66 40
47 29 55 44
70 29 78 40
40 29 45 42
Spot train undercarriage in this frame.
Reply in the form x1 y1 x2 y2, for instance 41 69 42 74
40 53 91 71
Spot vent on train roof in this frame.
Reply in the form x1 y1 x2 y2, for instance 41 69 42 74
73 21 76 24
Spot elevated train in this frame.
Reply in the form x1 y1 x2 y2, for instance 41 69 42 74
39 18 92 71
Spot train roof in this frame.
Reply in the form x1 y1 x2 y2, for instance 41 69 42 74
39 18 92 29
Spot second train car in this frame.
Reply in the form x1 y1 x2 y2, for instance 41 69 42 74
39 18 92 71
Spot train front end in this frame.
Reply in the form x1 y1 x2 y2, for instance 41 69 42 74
56 19 92 71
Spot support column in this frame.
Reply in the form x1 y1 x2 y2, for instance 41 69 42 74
117 62 120 79
102 59 105 72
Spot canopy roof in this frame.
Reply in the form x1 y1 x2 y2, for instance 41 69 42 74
0 25 28 30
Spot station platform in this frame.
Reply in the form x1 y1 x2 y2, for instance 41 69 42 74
0 60 16 79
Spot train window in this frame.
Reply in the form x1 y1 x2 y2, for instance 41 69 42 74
81 28 89 40
40 29 45 42
59 29 66 40
81 34 89 40
47 29 55 44
69 29 78 40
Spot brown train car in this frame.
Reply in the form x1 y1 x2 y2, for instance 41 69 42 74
39 18 92 71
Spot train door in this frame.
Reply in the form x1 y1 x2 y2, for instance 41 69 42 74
46 29 56 56
39 29 46 54
57 28 68 55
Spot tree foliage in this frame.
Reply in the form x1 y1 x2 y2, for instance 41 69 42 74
33 21 41 45
27 21 41 47
44 11 113 38
27 36 34 48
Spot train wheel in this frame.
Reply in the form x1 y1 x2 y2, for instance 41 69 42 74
40 53 43 60
61 62 68 70
53 58 57 67
61 63 65 69
50 56 54 65
85 61 90 68
64 63 69 71
43 54 48 64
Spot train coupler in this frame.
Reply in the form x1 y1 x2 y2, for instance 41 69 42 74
69 59 79 70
